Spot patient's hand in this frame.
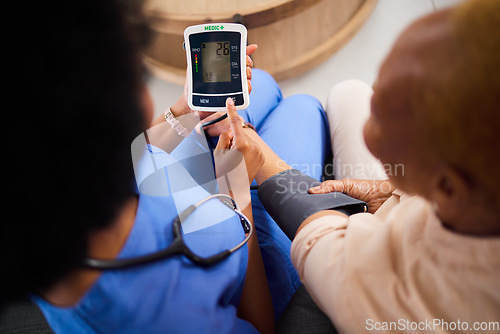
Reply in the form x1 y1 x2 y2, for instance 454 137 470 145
309 179 395 214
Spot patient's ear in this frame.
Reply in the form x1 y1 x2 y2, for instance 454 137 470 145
430 166 471 221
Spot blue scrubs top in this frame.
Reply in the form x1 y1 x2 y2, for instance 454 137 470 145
32 143 258 333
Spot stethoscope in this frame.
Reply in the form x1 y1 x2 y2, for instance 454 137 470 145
83 194 252 269
84 116 257 270
200 113 228 128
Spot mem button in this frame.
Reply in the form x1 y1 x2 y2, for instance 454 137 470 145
192 95 222 107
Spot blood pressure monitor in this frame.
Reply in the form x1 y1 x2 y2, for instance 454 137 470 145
184 23 249 112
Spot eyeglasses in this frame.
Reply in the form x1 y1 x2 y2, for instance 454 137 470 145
83 194 253 269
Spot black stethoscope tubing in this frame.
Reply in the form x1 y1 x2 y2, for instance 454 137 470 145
201 113 228 129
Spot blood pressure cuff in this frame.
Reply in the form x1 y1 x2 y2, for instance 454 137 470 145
258 169 368 240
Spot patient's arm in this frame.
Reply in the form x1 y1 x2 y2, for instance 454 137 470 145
243 130 292 185
247 131 352 238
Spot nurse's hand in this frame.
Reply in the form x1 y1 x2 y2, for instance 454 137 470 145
190 44 257 137
214 98 264 188
152 45 257 131
217 95 274 333
309 179 395 214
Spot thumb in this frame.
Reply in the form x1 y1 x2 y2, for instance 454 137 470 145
216 129 233 151
308 180 346 194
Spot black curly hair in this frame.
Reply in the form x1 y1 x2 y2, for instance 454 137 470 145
1 0 151 304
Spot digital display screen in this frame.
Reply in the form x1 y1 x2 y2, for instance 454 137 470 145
201 41 231 83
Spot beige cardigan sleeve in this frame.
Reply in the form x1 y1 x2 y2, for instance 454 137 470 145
290 191 406 333
290 193 500 334
291 213 388 332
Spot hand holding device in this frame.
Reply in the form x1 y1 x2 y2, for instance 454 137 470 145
197 44 256 137
184 23 250 112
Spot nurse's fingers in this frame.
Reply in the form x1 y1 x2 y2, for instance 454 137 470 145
226 98 243 140
246 44 257 62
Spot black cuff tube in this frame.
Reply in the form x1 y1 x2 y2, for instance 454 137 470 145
257 169 368 240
